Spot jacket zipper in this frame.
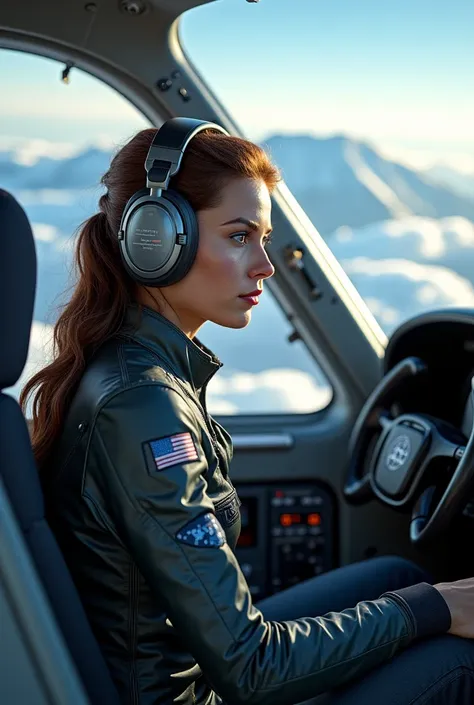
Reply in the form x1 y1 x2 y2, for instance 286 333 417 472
121 337 222 470
199 379 222 468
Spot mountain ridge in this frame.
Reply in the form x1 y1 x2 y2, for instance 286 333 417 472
262 134 474 234
1 134 473 237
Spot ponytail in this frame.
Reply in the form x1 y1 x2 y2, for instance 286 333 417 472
20 208 135 472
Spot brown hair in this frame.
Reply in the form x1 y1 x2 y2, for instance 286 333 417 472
20 126 280 471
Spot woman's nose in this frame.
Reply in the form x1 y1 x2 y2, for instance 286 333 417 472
249 247 275 280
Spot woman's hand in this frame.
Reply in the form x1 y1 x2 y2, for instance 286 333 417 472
434 577 474 639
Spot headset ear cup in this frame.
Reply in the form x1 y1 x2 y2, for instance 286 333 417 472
153 189 199 287
119 187 149 236
118 187 199 288
118 118 229 288
118 187 150 283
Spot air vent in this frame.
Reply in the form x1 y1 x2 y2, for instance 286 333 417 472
119 0 148 15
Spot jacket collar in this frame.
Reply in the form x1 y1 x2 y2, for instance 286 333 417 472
121 304 222 392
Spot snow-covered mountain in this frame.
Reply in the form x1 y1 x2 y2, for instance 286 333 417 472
424 164 474 200
263 134 474 235
3 134 474 414
0 146 111 191
2 135 473 237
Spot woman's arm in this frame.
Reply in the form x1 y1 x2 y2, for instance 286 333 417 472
88 383 450 705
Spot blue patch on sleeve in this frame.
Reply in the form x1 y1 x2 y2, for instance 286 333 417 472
176 513 226 548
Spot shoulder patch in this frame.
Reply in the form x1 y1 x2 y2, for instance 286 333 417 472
149 432 198 471
176 513 226 548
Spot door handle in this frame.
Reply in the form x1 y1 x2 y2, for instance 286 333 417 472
232 433 294 451
284 246 323 301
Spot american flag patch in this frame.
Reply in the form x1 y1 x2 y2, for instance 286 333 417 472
149 432 198 471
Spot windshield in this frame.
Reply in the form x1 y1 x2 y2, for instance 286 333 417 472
181 0 474 335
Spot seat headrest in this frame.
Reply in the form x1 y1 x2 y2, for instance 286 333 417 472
0 190 37 390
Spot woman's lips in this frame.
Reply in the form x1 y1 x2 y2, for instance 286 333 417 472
239 295 260 306
238 290 262 306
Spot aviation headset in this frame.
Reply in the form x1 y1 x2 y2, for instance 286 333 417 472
118 117 229 287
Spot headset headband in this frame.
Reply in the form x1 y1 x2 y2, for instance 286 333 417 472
145 117 228 194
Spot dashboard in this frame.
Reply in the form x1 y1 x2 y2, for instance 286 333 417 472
235 483 335 600
384 310 474 539
384 309 474 435
235 310 474 597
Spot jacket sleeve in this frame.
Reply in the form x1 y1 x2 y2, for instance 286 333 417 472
89 383 435 705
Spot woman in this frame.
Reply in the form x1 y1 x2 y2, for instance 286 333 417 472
21 119 474 705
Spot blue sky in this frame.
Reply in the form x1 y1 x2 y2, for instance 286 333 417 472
1 0 473 170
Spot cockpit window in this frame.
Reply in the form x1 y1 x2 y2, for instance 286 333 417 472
2 48 332 416
180 0 474 336
1 50 149 406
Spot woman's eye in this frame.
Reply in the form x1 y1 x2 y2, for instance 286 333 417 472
263 234 273 248
231 232 249 245
230 232 273 247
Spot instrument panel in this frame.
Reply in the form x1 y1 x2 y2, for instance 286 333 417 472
235 483 335 599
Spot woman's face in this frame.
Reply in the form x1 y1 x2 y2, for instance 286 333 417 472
151 177 275 337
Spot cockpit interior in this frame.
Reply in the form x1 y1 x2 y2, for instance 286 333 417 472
1 1 473 703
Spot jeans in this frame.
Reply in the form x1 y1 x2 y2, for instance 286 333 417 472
256 556 474 704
